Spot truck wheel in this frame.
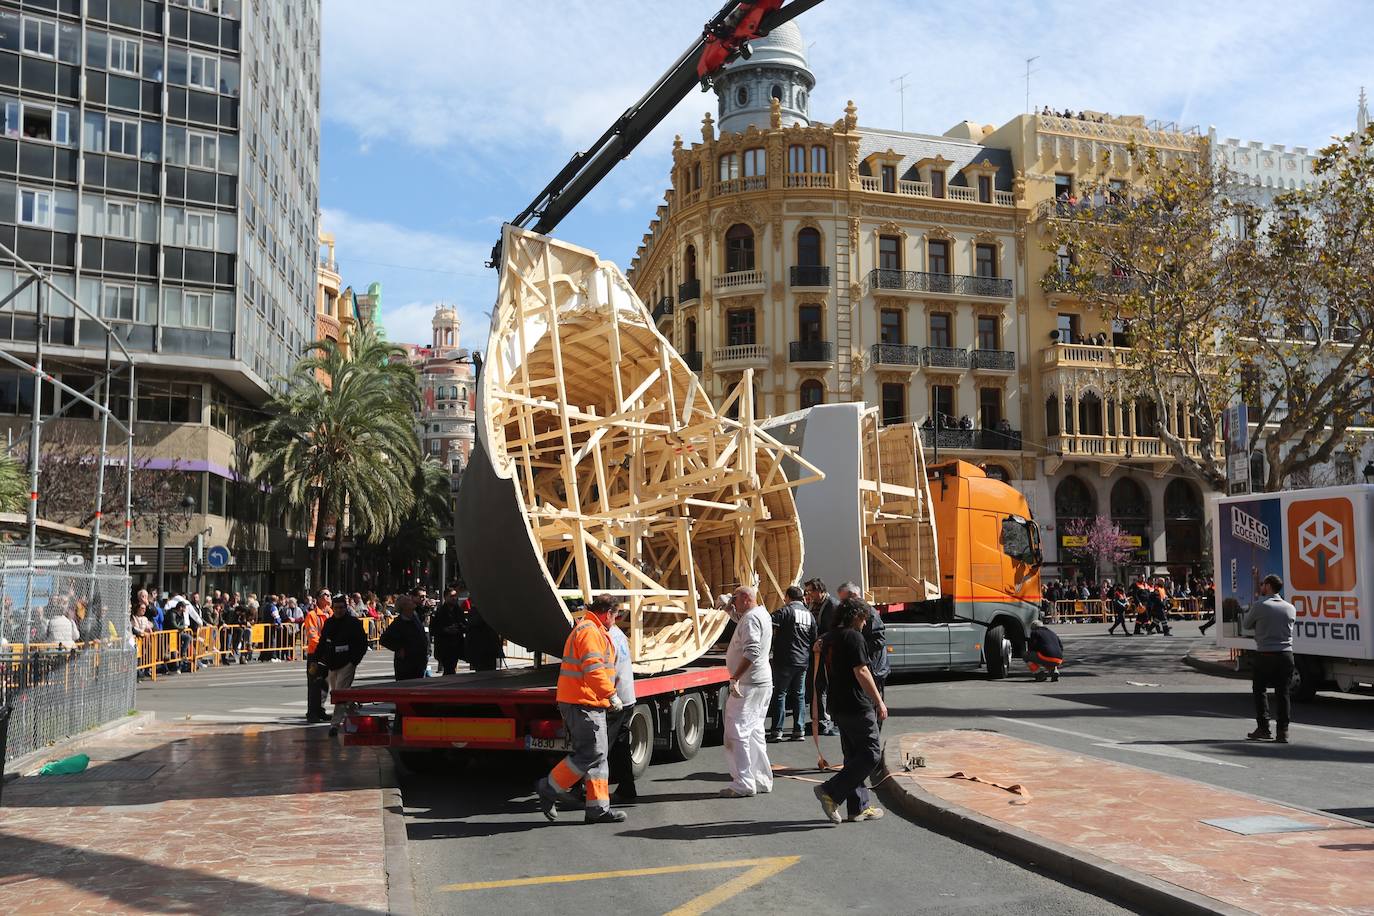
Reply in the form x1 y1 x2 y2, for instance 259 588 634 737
668 692 706 761
985 625 1008 679
1293 657 1323 702
626 703 656 778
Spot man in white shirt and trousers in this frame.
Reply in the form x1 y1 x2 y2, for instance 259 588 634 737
721 584 773 797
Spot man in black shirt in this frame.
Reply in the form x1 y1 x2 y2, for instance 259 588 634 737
379 595 430 680
804 578 839 736
768 585 816 742
813 598 887 824
317 598 369 736
839 580 888 698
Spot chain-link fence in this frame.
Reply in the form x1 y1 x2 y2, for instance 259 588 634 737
0 548 134 762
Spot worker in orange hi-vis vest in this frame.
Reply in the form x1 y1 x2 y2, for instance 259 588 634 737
303 592 332 723
534 593 625 825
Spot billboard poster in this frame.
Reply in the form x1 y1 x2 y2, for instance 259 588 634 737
1216 496 1283 638
1286 495 1364 656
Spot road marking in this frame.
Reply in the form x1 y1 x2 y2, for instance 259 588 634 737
442 855 801 916
230 707 306 716
995 717 1247 768
1291 723 1374 744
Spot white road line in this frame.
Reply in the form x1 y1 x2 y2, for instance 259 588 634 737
1291 723 1374 744
995 716 1247 768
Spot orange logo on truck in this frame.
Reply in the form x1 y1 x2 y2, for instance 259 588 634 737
1287 498 1356 592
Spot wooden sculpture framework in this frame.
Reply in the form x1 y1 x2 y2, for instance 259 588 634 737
861 414 941 605
474 227 822 673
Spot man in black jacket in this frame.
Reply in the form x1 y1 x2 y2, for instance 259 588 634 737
1026 620 1064 682
768 585 816 742
380 595 430 680
318 598 369 736
804 578 839 736
429 589 467 675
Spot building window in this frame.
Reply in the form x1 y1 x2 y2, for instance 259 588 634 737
692 162 701 190
878 234 901 271
976 315 999 350
108 35 140 75
930 170 946 198
725 223 755 272
800 379 824 409
718 153 739 181
797 304 822 343
189 52 218 92
107 117 139 157
880 164 896 193
927 240 950 275
881 383 905 426
929 312 952 348
726 308 756 346
17 187 52 227
1056 312 1079 343
788 144 806 173
685 316 697 353
102 284 136 322
106 200 137 239
188 131 217 170
684 244 697 281
931 384 954 424
735 85 748 107
771 84 784 102
431 439 441 455
8 101 68 144
137 381 203 424
1045 396 1060 435
183 291 213 329
811 145 828 173
977 175 992 203
796 227 821 267
1055 173 1074 200
1079 392 1104 436
880 309 903 344
979 387 1002 428
21 17 56 59
186 211 215 249
975 244 997 278
743 147 766 177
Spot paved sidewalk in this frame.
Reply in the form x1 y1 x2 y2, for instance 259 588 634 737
0 719 399 914
880 730 1374 916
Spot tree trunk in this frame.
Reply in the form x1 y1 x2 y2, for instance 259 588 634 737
330 496 345 594
311 491 329 594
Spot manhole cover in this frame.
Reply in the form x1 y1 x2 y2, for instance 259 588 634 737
23 761 164 784
1202 815 1327 835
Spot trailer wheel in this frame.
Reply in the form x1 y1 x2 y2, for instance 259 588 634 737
668 692 706 761
985 625 1008 679
1293 657 1324 702
626 703 655 778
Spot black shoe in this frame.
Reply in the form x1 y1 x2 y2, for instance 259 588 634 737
1275 728 1289 744
307 714 327 724
789 731 804 742
819 725 838 737
611 787 637 803
1050 672 1059 682
1247 726 1272 741
535 778 559 822
328 727 338 737
585 809 627 824
766 732 783 743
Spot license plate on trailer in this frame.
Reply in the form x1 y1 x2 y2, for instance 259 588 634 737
526 736 572 751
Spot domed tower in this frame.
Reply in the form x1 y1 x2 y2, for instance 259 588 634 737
432 304 461 353
713 20 814 135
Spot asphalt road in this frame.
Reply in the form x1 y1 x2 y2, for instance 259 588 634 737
135 623 1373 915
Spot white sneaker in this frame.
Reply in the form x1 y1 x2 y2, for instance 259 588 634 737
848 806 884 822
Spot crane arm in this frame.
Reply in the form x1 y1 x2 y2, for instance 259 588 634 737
490 0 825 267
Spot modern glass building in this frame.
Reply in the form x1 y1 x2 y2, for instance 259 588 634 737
0 0 320 596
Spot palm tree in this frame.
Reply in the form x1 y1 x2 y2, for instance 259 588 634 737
251 329 422 588
0 451 26 513
369 457 454 590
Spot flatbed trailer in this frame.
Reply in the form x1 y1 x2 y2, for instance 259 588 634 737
334 659 731 777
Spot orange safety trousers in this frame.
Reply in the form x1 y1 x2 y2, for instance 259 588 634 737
547 701 611 812
1027 651 1064 673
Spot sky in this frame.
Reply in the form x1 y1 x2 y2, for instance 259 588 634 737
318 0 1373 351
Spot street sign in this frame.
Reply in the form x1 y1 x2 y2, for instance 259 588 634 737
206 545 230 569
1223 404 1251 495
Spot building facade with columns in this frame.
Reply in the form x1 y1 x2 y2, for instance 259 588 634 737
629 22 1035 488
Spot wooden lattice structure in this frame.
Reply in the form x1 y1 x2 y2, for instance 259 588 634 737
861 415 941 604
456 227 821 674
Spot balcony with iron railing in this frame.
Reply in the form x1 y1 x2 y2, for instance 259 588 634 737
918 427 1024 451
858 174 1016 206
970 349 1016 371
678 278 701 303
923 346 970 369
712 343 770 368
682 350 702 372
790 265 830 288
869 343 922 368
713 269 766 296
868 268 1013 299
1043 269 1136 296
789 340 834 364
651 296 674 323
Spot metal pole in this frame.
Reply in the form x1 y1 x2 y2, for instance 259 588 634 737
125 363 135 572
90 334 113 570
156 515 166 601
22 282 45 645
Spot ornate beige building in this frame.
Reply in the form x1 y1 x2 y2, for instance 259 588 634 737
629 23 1031 484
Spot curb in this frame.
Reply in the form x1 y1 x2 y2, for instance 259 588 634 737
5 711 157 777
874 740 1251 916
1183 651 1245 679
376 749 417 916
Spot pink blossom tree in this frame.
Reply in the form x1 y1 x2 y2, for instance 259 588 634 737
1062 515 1136 581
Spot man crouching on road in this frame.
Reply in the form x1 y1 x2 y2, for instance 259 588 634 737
535 594 626 825
1026 619 1064 682
721 584 773 798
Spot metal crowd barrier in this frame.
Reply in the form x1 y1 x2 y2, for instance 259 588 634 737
1048 596 1211 624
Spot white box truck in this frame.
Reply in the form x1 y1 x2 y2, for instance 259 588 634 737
1212 485 1374 695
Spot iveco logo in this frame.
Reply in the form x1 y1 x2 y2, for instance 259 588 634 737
1297 511 1344 572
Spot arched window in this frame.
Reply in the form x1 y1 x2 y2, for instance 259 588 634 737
800 379 824 409
1055 476 1096 521
1164 479 1202 520
771 84 784 102
685 317 697 354
725 223 755 273
788 144 806 173
1110 478 1148 522
1164 478 1203 566
684 244 697 281
1134 400 1158 436
1045 396 1059 436
1078 391 1103 436
735 85 749 107
1063 395 1075 435
810 145 828 173
984 465 1010 483
796 227 821 267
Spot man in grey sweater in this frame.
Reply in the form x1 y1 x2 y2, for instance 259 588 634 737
1241 574 1297 743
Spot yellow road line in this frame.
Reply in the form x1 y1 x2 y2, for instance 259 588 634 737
665 856 801 916
440 855 800 895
